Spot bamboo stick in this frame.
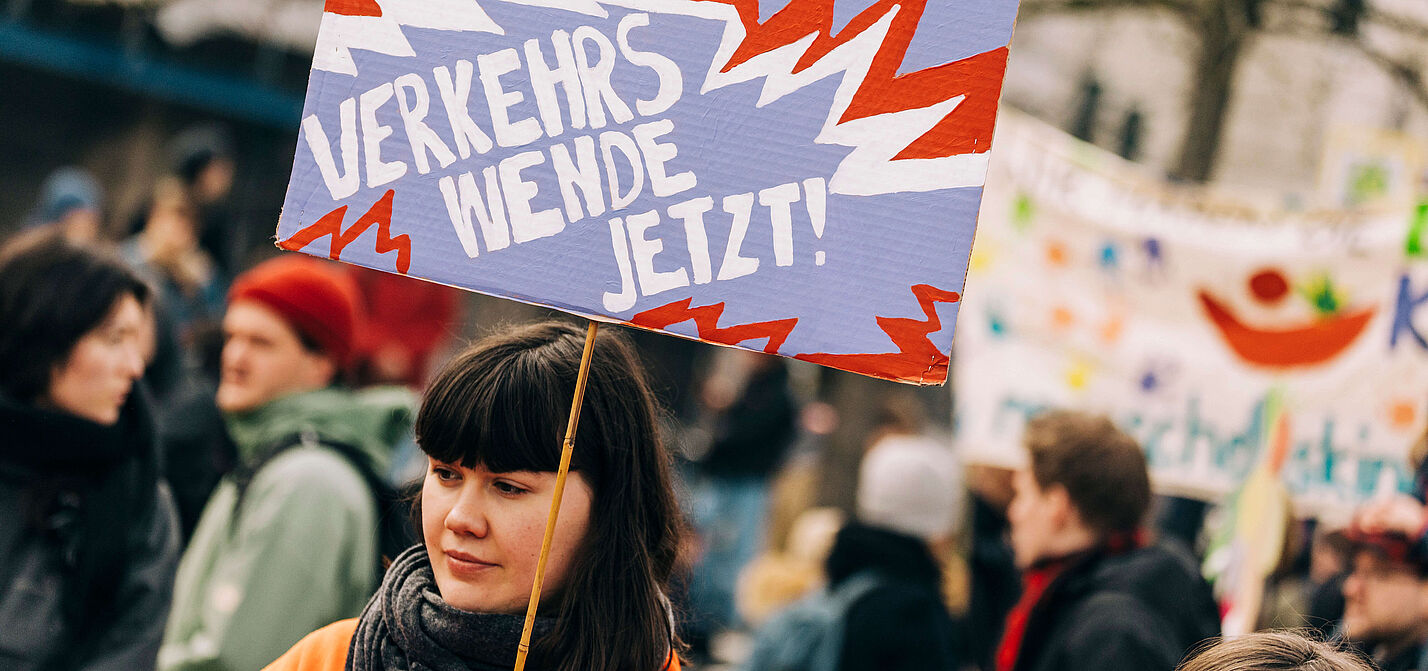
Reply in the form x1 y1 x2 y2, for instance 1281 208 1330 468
514 320 599 671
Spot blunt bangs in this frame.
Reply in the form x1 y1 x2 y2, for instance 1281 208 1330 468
415 333 595 478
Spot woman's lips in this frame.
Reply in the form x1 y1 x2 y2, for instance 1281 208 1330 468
445 550 497 577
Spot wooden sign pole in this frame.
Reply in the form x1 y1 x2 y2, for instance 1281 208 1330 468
513 320 599 671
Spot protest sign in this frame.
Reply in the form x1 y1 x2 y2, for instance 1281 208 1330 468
276 0 1022 385
956 112 1428 512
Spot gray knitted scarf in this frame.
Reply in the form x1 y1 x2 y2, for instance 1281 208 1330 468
346 546 556 671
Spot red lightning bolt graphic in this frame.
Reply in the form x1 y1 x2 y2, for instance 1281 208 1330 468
796 284 961 384
631 298 799 352
700 0 1008 159
279 189 412 274
324 0 382 17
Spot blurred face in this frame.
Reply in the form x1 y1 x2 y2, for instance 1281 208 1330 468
1342 551 1428 646
422 458 592 614
47 294 146 425
216 301 334 413
58 208 102 244
1008 468 1064 569
196 158 235 204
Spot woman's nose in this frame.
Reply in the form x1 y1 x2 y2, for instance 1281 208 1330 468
445 487 490 538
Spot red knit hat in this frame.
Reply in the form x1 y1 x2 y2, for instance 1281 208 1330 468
228 255 364 368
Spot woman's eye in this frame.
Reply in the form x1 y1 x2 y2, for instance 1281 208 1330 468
493 480 528 496
432 466 460 482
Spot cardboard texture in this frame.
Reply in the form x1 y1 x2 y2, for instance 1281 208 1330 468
277 0 1022 385
957 111 1428 513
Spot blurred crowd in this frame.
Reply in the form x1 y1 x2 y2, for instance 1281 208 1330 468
4 122 1428 671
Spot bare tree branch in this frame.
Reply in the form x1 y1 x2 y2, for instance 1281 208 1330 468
1268 0 1428 40
1263 0 1329 21
1366 6 1428 42
1019 0 1199 21
1355 41 1428 111
1265 16 1428 111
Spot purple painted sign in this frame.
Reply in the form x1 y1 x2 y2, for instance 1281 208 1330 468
278 0 1021 384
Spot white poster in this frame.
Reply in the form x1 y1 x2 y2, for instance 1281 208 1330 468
957 112 1428 512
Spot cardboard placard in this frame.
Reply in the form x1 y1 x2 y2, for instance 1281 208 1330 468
276 0 1022 385
957 111 1428 512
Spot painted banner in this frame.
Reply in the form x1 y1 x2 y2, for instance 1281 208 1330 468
956 112 1428 512
275 0 1022 385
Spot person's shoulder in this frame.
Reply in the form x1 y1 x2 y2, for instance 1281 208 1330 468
262 618 359 671
1091 542 1206 592
254 443 368 494
245 443 374 515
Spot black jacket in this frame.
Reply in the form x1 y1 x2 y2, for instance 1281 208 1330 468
1372 642 1426 671
1011 542 1219 671
0 388 180 671
826 523 958 671
966 496 1020 671
700 363 797 479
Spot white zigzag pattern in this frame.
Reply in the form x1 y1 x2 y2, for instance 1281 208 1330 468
315 0 991 195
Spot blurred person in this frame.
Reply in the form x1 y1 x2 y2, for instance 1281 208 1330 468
0 234 180 670
159 255 416 671
687 351 799 655
743 433 961 671
736 507 844 627
996 410 1219 671
1339 499 1428 671
1176 632 1372 671
1410 422 1428 503
122 180 231 538
167 124 239 276
1304 525 1353 638
24 166 105 242
966 462 1021 671
263 322 684 671
122 178 227 351
344 266 462 485
347 266 461 389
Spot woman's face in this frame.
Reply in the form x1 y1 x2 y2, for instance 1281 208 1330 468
422 457 593 614
47 294 147 425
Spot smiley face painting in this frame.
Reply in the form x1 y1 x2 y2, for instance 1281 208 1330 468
955 111 1428 513
1197 268 1377 369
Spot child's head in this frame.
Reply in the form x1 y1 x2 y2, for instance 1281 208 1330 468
415 321 682 671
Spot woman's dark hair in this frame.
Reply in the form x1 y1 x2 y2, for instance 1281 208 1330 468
1178 632 1373 671
415 321 684 671
0 233 151 403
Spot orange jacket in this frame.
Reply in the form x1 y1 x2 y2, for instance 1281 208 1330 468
263 619 683 671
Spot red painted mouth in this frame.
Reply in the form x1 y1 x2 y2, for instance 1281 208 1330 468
1197 290 1376 369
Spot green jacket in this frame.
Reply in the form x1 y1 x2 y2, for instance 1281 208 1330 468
159 387 416 671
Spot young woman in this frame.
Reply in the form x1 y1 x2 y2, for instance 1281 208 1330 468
0 233 180 670
267 321 684 671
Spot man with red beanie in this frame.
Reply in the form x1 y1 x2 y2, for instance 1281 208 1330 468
160 256 416 671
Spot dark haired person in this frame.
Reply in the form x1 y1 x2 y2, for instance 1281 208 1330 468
1339 499 1428 671
1177 632 1372 671
995 410 1219 671
0 234 180 670
160 255 415 671
265 321 684 671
